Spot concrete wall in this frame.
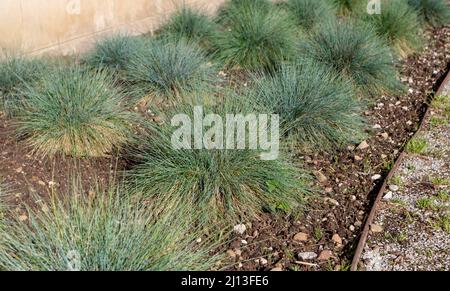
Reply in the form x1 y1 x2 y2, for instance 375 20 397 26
0 0 226 56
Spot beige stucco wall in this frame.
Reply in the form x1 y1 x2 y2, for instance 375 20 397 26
0 0 226 56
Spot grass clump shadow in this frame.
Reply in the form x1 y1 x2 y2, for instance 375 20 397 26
0 187 223 271
14 65 135 158
300 20 405 98
213 0 298 71
126 94 311 225
249 59 366 150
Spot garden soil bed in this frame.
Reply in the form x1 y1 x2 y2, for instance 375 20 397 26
223 26 450 271
0 27 448 271
0 117 123 209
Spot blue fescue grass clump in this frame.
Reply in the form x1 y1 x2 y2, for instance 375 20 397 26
213 0 298 71
408 0 450 27
0 188 222 271
127 94 310 224
328 0 365 15
249 60 366 149
0 55 51 116
157 6 218 50
217 0 273 22
360 0 423 57
282 0 336 31
15 66 135 158
85 35 147 73
300 20 404 98
125 39 215 102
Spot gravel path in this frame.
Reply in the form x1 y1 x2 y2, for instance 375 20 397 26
362 78 450 271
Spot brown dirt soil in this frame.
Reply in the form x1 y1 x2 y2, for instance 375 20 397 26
222 26 450 271
0 26 448 272
0 115 123 209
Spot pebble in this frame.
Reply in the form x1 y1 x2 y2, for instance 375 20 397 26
260 258 268 265
293 232 308 242
373 124 382 129
298 252 318 261
389 185 399 192
325 187 333 193
371 224 383 233
318 250 333 261
19 214 28 222
325 198 340 206
381 132 389 139
227 250 236 258
371 174 382 181
314 171 328 183
233 224 247 235
354 155 363 161
332 234 342 245
357 141 370 150
383 191 393 200
241 240 248 245
349 225 356 232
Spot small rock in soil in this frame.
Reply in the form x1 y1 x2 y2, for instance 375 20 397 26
332 234 343 245
318 250 333 261
371 174 382 181
383 191 393 200
357 141 370 150
227 250 236 258
314 171 328 183
371 224 383 233
298 252 318 260
325 198 340 206
354 155 363 161
18 214 28 222
294 232 308 242
260 258 268 265
389 185 399 192
233 224 247 235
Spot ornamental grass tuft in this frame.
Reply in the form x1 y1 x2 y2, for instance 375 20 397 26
408 0 450 27
300 20 404 98
249 59 366 149
0 188 222 271
127 94 310 224
15 66 134 158
213 0 297 71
